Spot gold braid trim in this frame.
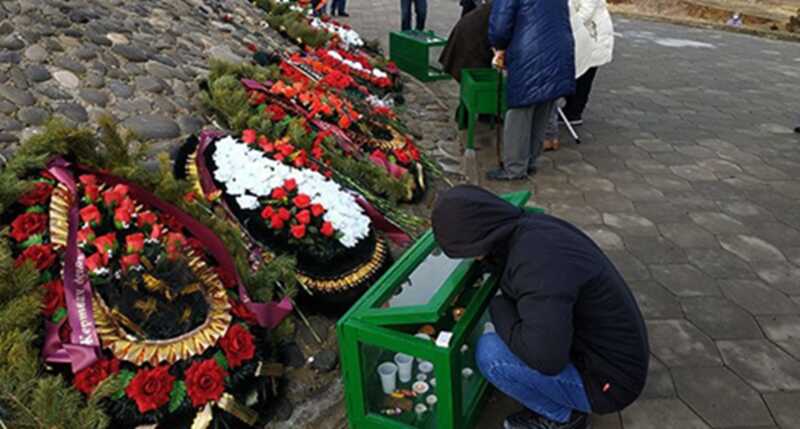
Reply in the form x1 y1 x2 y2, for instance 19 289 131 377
190 394 259 429
92 252 232 366
296 237 389 294
49 183 72 247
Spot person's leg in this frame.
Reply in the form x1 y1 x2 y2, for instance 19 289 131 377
493 106 535 179
414 0 427 30
527 100 557 171
543 102 560 152
476 333 591 423
563 67 598 121
400 0 412 31
337 0 348 16
329 0 338 15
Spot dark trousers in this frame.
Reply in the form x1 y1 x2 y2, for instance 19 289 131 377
330 0 346 14
401 0 427 30
563 67 598 120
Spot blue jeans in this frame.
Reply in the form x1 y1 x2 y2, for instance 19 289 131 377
476 333 592 423
400 0 427 31
330 0 346 14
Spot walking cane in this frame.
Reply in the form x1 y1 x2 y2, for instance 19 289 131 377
495 67 504 167
557 106 581 144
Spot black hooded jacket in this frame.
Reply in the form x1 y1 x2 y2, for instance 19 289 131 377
432 186 649 414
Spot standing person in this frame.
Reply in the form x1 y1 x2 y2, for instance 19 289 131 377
562 0 614 125
329 0 349 17
432 185 649 429
439 3 494 82
401 0 427 31
487 0 575 180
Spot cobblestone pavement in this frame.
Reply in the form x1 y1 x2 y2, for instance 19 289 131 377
344 1 800 428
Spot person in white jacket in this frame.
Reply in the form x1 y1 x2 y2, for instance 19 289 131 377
563 0 614 125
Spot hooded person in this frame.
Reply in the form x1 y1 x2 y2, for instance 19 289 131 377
432 185 649 429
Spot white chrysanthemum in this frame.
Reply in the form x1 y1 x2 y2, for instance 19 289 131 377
212 136 371 248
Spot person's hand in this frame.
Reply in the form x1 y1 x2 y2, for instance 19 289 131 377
492 49 505 70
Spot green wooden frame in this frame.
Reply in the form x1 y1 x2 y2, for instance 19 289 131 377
338 191 538 429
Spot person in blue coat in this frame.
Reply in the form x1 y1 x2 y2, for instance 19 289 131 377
487 0 576 180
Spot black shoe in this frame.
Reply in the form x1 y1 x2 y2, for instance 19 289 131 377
795 126 800 134
486 168 526 181
504 410 590 429
527 165 537 175
338 12 350 16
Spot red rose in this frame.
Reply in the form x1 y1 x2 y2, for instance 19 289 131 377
83 184 101 203
278 143 295 157
125 365 175 413
220 324 256 369
271 187 287 200
103 184 129 208
10 212 48 242
394 149 411 165
94 233 117 256
120 253 141 272
165 232 187 259
85 252 107 273
274 154 285 162
270 215 285 230
290 224 306 239
310 204 325 217
242 129 257 144
41 279 65 317
150 224 164 241
126 233 145 254
78 227 95 245
260 206 274 220
78 175 98 187
79 205 102 226
320 221 334 237
283 179 297 192
230 299 257 324
258 136 274 153
184 359 228 407
324 170 333 178
296 209 311 225
311 146 324 160
267 104 286 121
293 153 306 168
74 358 120 395
292 194 311 209
19 182 54 206
371 149 387 161
137 211 158 228
114 206 133 227
15 244 57 270
277 208 291 221
338 115 351 129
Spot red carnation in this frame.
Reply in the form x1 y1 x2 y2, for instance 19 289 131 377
338 115 351 129
230 299 258 325
270 215 284 230
94 233 117 256
103 184 129 208
271 187 287 200
184 359 228 407
41 279 65 318
296 209 311 225
125 365 175 413
283 179 297 192
79 205 102 226
19 181 54 206
394 149 411 165
73 358 120 395
293 153 306 168
292 194 311 209
137 211 158 228
120 253 141 272
126 233 145 254
78 226 96 245
260 206 274 220
258 135 273 153
320 221 334 237
290 224 306 239
267 104 286 121
10 212 48 242
15 244 57 270
278 143 295 157
310 204 325 217
85 252 107 273
277 208 291 221
78 175 97 187
242 129 257 144
220 324 256 369
311 146 324 160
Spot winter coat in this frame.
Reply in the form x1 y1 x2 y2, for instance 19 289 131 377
439 4 494 82
570 0 614 77
488 0 576 108
432 186 649 414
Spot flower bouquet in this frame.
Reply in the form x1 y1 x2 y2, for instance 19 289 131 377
176 132 394 305
3 161 289 428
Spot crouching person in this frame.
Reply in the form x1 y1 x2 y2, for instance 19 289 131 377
432 185 649 429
